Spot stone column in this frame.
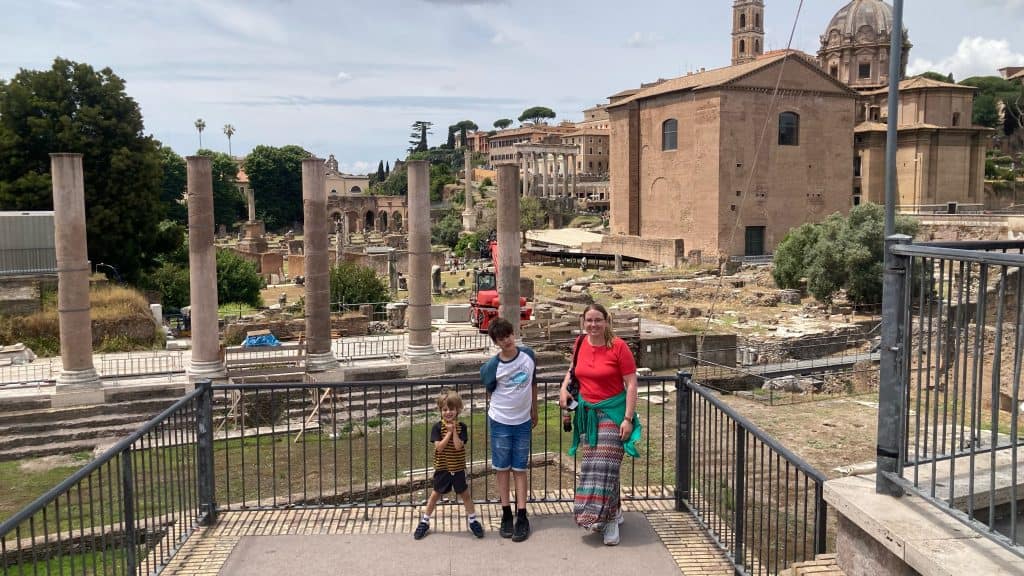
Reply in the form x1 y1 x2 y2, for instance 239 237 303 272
496 164 522 332
302 158 338 372
50 154 101 402
541 154 549 198
186 156 226 381
571 153 578 198
526 152 534 196
462 150 477 231
246 188 256 222
561 154 569 197
406 160 437 356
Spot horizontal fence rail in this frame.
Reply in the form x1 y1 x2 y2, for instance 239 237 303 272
885 240 1024 557
207 376 676 511
0 383 213 576
99 353 186 382
680 373 828 575
436 331 492 354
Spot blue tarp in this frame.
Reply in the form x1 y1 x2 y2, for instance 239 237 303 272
242 333 281 347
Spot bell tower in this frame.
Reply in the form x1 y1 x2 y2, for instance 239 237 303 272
732 0 765 66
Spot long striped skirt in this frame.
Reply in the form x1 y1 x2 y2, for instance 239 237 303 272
573 411 623 531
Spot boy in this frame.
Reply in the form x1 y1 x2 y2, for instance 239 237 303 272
480 318 538 542
414 389 485 540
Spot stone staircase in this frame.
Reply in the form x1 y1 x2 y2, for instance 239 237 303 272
778 554 845 576
0 386 188 462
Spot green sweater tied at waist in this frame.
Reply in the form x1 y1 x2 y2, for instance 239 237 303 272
568 391 643 458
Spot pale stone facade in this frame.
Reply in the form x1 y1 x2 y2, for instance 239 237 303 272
324 154 370 196
608 53 857 259
488 124 576 166
562 129 610 176
818 0 911 91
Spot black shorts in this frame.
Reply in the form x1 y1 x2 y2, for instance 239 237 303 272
433 470 468 495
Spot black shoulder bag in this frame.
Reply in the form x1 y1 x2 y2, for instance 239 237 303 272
566 335 583 410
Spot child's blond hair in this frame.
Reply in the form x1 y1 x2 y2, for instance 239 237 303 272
436 389 464 412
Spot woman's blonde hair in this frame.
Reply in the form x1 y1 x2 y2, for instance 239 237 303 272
581 303 615 347
436 389 463 412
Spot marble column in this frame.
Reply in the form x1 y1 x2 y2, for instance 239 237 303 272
462 150 477 231
246 188 256 222
541 154 549 198
561 154 569 197
406 160 436 356
571 153 578 198
302 158 338 372
50 154 101 399
186 156 226 381
496 164 522 333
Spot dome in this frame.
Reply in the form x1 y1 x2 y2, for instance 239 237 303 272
825 0 895 37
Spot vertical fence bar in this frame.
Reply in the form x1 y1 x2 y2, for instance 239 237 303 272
733 424 746 570
196 379 217 525
121 452 137 575
677 371 691 510
877 234 911 494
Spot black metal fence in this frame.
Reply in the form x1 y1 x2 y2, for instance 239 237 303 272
879 238 1024 557
0 383 213 575
679 373 828 575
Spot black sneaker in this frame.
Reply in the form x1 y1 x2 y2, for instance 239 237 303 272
413 520 430 540
469 519 484 538
499 516 514 538
511 516 531 542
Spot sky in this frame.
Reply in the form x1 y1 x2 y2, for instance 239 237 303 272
2 0 1023 175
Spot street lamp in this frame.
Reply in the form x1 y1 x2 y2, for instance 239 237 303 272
96 262 122 284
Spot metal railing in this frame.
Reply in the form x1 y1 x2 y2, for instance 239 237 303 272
437 331 492 354
331 301 389 323
99 352 186 382
0 382 215 575
0 363 55 387
679 373 828 575
333 335 404 362
879 238 1024 557
208 376 676 510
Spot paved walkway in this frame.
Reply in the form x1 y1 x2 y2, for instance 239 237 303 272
162 499 733 575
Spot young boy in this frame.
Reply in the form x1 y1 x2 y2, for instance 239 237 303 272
480 318 538 542
414 389 485 540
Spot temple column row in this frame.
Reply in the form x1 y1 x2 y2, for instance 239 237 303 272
517 151 579 198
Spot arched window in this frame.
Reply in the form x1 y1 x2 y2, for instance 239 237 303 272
755 12 761 28
778 112 800 146
755 39 761 53
740 13 746 28
952 112 961 127
662 119 678 151
739 39 746 55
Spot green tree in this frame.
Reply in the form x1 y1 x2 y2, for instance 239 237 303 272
158 144 188 224
431 208 463 248
242 144 310 229
517 106 556 125
194 118 206 149
223 124 236 156
917 71 953 83
430 163 456 202
329 261 388 306
376 160 385 182
960 76 1023 133
454 231 483 258
519 196 546 241
772 203 918 304
493 118 513 130
408 121 432 153
445 126 456 149
197 148 243 227
216 249 264 308
0 58 165 283
385 161 390 178
451 120 478 147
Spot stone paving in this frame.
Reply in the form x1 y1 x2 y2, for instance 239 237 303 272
161 497 734 575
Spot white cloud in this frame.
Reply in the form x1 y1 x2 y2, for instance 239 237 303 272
971 0 1024 11
340 161 371 174
908 36 1024 79
336 71 352 82
191 1 289 45
626 32 662 48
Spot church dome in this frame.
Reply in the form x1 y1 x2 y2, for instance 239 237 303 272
825 0 895 38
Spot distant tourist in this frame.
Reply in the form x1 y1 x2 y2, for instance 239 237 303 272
559 303 642 546
413 389 484 540
480 317 538 542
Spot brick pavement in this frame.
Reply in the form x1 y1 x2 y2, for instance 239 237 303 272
161 496 735 575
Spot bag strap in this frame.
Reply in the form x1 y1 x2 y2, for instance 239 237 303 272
569 335 584 376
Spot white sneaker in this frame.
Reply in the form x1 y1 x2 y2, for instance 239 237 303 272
603 519 620 546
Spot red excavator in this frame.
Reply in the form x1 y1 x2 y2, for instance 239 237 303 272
470 240 532 332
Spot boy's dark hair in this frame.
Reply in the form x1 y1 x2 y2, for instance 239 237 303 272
487 317 515 343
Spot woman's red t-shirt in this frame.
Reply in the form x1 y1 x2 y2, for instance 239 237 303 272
574 336 637 403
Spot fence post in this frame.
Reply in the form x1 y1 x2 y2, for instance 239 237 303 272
676 371 692 511
876 234 911 495
196 378 218 525
120 451 137 573
734 425 747 569
814 481 828 555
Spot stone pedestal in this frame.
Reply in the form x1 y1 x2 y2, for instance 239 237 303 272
386 302 407 329
50 153 101 397
405 160 437 357
186 156 226 381
302 158 338 373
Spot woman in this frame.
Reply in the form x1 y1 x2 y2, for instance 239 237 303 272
559 303 642 546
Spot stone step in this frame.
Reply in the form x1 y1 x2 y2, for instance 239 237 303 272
0 397 181 426
0 436 128 463
0 422 160 453
0 410 183 436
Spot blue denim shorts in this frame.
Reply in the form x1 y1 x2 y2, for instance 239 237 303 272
489 418 532 471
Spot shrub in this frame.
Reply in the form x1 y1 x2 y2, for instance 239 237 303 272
481 177 493 187
329 261 389 308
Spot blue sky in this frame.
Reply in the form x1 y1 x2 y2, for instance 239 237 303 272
2 0 1023 175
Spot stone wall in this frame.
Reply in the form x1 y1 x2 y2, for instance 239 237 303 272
582 236 685 268
223 314 369 345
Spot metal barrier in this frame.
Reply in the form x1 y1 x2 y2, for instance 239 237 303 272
331 302 389 323
99 352 186 382
878 238 1024 558
437 331 492 354
679 373 828 575
0 363 54 386
334 335 404 362
0 382 214 575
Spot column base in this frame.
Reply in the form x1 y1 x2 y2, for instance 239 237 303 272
56 367 101 388
188 359 226 381
406 357 446 377
405 343 438 357
462 211 477 231
306 351 339 373
53 369 104 407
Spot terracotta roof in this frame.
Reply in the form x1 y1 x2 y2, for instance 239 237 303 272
607 52 855 109
608 88 641 99
861 76 976 95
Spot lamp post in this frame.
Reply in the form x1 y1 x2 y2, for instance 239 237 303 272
96 262 122 284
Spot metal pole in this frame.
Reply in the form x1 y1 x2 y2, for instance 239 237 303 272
877 235 911 494
733 425 747 568
676 371 692 511
121 451 137 573
196 379 218 525
884 0 905 237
